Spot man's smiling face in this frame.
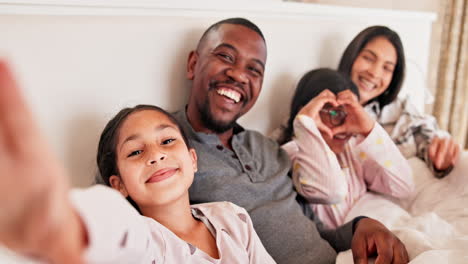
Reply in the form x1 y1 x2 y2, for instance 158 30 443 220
186 23 267 133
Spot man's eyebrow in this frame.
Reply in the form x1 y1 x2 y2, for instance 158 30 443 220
119 124 176 151
215 43 265 70
215 43 237 52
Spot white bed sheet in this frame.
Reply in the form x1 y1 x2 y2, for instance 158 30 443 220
337 152 468 263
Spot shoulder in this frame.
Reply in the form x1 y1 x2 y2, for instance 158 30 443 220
192 202 252 231
192 201 248 216
239 129 280 150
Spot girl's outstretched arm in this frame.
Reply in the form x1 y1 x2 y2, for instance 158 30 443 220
0 60 86 263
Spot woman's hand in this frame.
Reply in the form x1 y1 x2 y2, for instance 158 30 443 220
428 136 460 171
0 60 86 263
298 89 339 138
332 90 375 137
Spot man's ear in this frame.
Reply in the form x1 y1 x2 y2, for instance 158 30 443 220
109 175 129 197
189 148 198 172
187 50 198 80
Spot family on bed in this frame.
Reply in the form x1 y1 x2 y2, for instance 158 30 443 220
0 17 465 264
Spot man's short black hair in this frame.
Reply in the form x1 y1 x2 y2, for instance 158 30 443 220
197 17 265 50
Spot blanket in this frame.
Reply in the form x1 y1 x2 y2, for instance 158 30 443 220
337 152 468 263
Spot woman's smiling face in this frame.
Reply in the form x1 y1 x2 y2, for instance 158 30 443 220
350 36 397 105
110 110 197 209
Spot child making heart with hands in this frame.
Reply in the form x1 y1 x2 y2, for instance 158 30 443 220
279 68 414 229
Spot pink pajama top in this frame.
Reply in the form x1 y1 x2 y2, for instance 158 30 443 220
282 115 414 229
71 186 276 264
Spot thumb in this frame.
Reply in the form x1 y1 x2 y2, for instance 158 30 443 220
316 122 333 139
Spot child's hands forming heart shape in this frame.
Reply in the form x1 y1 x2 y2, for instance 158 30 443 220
319 103 347 127
299 89 375 138
331 90 375 137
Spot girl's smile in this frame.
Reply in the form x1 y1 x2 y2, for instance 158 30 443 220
146 167 179 183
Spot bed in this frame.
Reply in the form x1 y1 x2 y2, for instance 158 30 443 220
337 152 468 263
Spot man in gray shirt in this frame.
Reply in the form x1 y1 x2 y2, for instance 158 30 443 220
174 17 409 264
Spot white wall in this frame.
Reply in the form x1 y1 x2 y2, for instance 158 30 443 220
0 1 435 188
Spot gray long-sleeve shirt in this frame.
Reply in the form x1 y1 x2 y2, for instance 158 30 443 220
174 110 354 264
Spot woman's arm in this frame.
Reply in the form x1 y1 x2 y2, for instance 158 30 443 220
372 97 459 178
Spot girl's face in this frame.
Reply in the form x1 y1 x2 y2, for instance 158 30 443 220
350 36 397 105
110 110 197 209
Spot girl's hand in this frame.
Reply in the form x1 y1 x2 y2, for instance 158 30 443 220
298 89 339 138
0 60 86 263
332 90 375 136
428 136 460 171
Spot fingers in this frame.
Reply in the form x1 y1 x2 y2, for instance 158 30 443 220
337 90 359 103
316 122 334 139
299 89 337 117
352 235 369 264
428 137 438 162
374 234 393 264
0 60 36 153
436 138 449 169
299 90 337 138
391 240 409 264
353 218 409 264
318 89 339 102
429 137 444 169
430 137 460 170
317 89 339 107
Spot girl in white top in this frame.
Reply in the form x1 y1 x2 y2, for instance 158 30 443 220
0 60 275 264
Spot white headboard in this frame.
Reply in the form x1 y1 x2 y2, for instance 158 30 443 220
0 0 435 189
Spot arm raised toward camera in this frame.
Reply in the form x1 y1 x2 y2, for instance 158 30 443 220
0 60 86 264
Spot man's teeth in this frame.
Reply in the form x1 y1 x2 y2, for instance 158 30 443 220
217 89 240 103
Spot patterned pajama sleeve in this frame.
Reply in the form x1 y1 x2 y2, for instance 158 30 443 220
282 114 348 204
353 123 415 198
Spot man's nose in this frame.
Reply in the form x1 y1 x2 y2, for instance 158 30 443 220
226 66 248 85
